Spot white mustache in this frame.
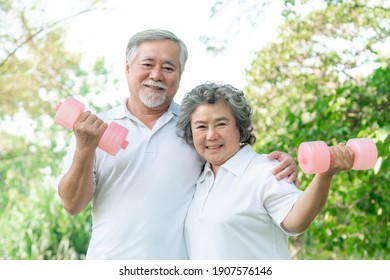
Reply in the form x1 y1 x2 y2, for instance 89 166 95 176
142 80 167 90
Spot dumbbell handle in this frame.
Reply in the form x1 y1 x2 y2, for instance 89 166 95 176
54 96 128 156
298 138 378 174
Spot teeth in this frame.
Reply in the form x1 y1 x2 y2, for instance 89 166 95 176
207 145 221 149
148 85 162 90
143 81 166 90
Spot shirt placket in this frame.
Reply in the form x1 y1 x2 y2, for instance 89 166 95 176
200 172 216 216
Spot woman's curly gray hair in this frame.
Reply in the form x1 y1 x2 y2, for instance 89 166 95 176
177 82 256 146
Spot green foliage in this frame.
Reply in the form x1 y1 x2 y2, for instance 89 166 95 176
0 186 91 259
0 0 112 259
246 0 389 259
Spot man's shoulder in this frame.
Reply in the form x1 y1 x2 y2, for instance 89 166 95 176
168 101 181 115
97 99 128 121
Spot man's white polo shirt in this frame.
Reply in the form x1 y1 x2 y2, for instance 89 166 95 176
58 99 203 259
184 144 302 259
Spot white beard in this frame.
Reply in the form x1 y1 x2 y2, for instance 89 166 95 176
139 80 168 108
139 89 167 108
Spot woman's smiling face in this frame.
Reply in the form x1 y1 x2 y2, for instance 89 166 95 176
190 100 241 174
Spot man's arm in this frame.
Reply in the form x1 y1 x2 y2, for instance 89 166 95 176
268 151 299 186
280 144 355 233
58 111 107 215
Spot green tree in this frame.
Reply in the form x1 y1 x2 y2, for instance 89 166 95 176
245 0 389 259
0 0 116 259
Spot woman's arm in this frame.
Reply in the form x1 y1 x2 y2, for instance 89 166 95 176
281 144 355 233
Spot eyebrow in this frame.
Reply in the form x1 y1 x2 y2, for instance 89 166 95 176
141 56 177 68
193 116 230 124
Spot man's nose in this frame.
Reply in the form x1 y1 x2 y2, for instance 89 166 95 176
149 67 163 80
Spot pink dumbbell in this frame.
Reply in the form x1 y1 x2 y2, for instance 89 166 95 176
298 138 378 174
54 96 128 156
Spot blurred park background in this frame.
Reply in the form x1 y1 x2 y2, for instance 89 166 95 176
0 0 388 259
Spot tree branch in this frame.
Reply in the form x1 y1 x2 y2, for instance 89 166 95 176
0 1 109 68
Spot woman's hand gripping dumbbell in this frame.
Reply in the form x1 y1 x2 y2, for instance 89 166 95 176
298 138 378 174
54 96 128 156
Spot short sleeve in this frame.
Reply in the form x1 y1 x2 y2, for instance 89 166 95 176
262 174 302 236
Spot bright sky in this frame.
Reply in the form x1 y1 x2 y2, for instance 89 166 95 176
58 0 285 104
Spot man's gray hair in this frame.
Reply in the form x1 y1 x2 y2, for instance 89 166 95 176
177 82 256 146
126 29 188 76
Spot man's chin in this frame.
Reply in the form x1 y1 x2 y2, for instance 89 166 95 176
140 94 167 108
141 98 167 108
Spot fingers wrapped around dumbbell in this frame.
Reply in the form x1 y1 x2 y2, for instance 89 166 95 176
74 111 108 149
326 143 355 176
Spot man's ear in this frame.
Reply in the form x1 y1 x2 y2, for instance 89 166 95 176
125 60 131 73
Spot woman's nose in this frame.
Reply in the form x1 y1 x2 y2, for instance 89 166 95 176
206 127 218 140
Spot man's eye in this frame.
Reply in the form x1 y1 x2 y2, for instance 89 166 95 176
163 66 175 72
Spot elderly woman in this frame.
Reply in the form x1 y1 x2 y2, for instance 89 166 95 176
177 82 355 259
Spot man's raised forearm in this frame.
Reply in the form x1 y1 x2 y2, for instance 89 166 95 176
58 148 95 215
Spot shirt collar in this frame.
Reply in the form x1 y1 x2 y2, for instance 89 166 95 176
221 144 256 176
196 145 256 183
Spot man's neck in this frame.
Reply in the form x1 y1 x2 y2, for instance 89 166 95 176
126 99 169 129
